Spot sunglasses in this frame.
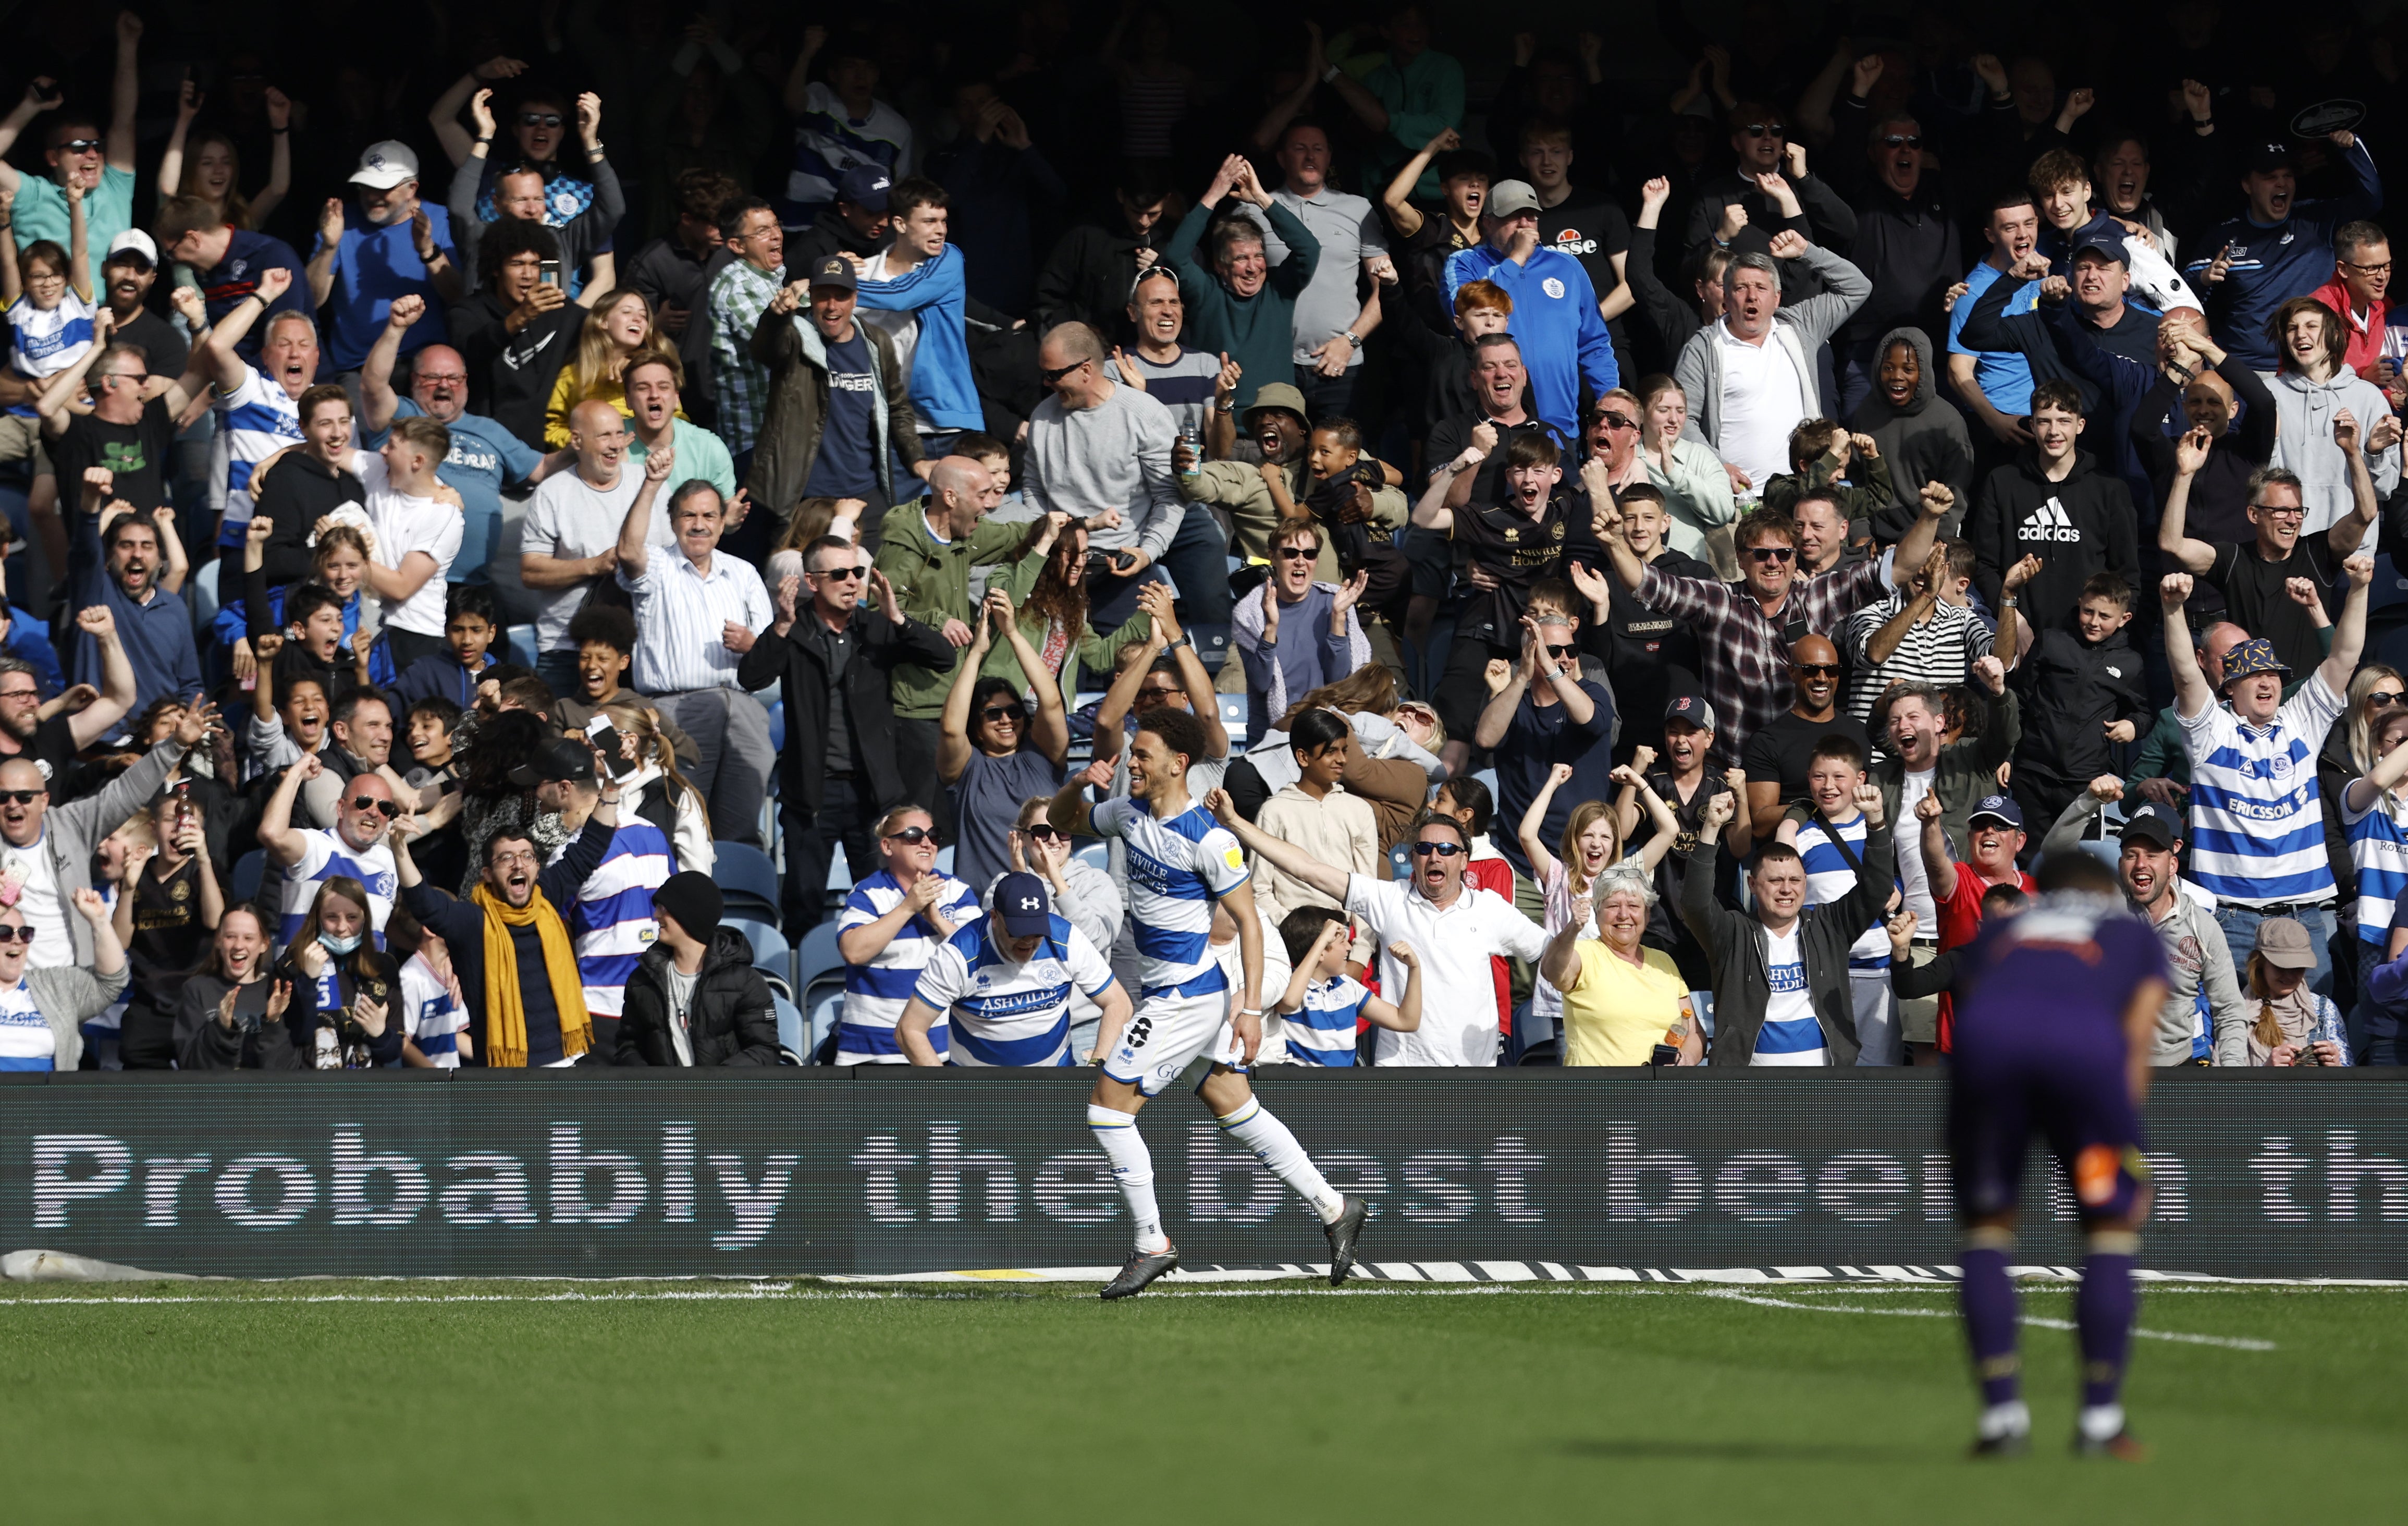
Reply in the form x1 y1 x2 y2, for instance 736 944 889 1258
1747 546 1797 563
518 112 564 128
1039 357 1090 385
1275 546 1316 560
1410 841 1466 857
1878 134 1924 149
58 138 104 153
0 789 45 805
351 796 402 819
0 926 33 945
810 564 866 580
1792 663 1841 678
979 704 1028 724
1544 643 1575 660
1741 123 1787 138
1023 824 1065 842
1599 412 1636 430
884 825 934 844
2368 691 2405 706
1133 686 1179 706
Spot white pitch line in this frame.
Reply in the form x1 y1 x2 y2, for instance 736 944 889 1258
1699 1289 2278 1350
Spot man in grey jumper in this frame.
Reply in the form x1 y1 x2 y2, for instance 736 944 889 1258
1023 321 1185 630
1673 234 1872 491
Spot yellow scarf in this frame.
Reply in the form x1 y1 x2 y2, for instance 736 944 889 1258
469 883 589 1068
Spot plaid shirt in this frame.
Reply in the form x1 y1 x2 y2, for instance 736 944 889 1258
708 259 785 456
1638 555 1893 768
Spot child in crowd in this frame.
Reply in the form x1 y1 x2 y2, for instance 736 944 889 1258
2007 569 2151 837
1778 734 1901 1065
0 181 97 469
1273 908 1422 1066
394 584 499 709
1760 418 1897 521
388 904 472 1069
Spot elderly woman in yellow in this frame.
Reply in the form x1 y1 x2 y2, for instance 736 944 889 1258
542 288 683 446
1538 861 1702 1066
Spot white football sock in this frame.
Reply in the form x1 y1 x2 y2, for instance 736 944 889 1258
1216 1097 1345 1223
1087 1104 1168 1253
2078 1403 2126 1444
1979 1400 2031 1441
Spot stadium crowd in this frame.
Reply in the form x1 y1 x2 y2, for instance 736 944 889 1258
3 3 2407 1075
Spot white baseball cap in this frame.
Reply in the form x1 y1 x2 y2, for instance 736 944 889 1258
350 141 420 191
105 229 159 266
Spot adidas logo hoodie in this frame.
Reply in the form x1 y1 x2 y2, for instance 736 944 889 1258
1968 447 2141 628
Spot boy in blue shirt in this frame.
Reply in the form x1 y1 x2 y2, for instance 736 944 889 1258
1271 907 1422 1066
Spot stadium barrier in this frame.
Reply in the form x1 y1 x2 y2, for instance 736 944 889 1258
6 1071 2405 1279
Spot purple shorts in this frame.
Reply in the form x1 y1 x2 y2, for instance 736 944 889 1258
1947 1026 2148 1223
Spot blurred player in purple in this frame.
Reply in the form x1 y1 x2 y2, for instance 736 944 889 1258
1945 850 2169 1459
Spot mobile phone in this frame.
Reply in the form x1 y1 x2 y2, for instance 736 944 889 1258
1649 1043 1681 1067
538 259 562 288
585 715 638 778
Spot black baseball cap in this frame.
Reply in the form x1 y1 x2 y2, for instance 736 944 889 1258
2070 231 2128 267
2120 801 2182 850
993 872 1051 936
508 737 597 789
807 254 857 292
2245 140 2294 175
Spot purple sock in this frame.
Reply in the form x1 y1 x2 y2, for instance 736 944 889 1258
2077 1251 2137 1410
1960 1247 2021 1406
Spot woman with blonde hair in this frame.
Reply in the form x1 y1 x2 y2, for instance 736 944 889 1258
1518 761 1680 1037
607 701 714 876
543 288 681 446
158 81 291 228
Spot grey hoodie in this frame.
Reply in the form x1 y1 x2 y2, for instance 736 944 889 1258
1850 326 1976 521
2264 365 2403 535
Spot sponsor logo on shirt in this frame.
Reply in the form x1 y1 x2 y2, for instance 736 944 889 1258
1549 234 1600 256
829 371 876 393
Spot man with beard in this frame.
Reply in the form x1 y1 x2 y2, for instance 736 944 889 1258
1823 97 1963 417
364 296 569 583
394 780 624 1068
1740 633 1870 838
66 474 197 712
305 141 463 378
0 619 132 784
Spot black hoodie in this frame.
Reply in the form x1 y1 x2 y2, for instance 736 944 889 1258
1966 448 2140 632
1852 325 1976 518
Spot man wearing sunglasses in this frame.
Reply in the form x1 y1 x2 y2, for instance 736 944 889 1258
0 15 143 291
1680 104 1858 307
441 84 622 301
1739 633 1871 841
261 751 402 950
1021 321 1185 629
742 534 948 930
1815 91 1962 417
0 698 214 972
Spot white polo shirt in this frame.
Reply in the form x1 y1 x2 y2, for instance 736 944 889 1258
1712 321 1808 491
1342 872 1549 1067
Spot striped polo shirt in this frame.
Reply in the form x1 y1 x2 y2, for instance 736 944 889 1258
2180 676 2344 907
911 913 1116 1067
1794 812 1893 970
2341 790 2408 944
276 828 398 947
552 818 673 1018
1286 975 1370 1066
216 364 308 547
837 870 984 1062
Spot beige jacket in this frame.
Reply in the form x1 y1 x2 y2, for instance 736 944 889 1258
1251 784 1381 933
1181 459 1409 583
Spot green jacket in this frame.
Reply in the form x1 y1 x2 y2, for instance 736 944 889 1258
1761 450 1895 524
871 500 1025 719
1160 198 1319 412
978 542 1154 701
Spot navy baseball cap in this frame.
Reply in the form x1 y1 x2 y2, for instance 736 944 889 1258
993 872 1052 937
836 165 892 211
807 253 857 292
2070 231 2128 266
1968 793 2025 831
2245 140 2294 175
2120 801 2183 849
1664 694 1717 730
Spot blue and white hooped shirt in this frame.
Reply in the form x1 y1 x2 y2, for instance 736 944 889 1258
912 914 1116 1068
1091 797 1250 999
838 870 982 1061
1285 975 1370 1066
0 979 54 1070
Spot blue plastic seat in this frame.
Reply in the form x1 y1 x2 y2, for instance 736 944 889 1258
188 559 220 636
795 921 845 992
714 840 780 925
506 623 538 667
729 917 794 1000
452 503 502 585
232 849 267 904
774 995 806 1065
1187 621 1232 673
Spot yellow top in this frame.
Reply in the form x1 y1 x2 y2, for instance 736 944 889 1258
1561 941 1690 1067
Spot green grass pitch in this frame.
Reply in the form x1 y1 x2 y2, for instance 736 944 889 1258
3 1276 2402 1522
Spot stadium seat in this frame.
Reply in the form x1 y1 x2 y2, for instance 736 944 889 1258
774 995 806 1065
795 921 845 991
2375 553 2408 614
730 917 794 1001
715 841 781 926
1472 767 1499 802
1188 620 1231 673
188 559 220 636
764 700 784 754
506 624 538 667
2377 619 2408 679
1389 844 1410 881
804 982 843 1062
232 849 267 905
1073 841 1109 873
936 844 955 876
1218 693 1248 749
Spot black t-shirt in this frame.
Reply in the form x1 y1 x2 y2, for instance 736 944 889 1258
2208 539 2341 679
1426 411 1564 514
113 308 190 382
1535 197 1631 307
49 397 176 513
454 294 584 452
1451 485 1592 643
1739 711 1875 805
128 853 211 1017
1636 765 1736 988
0 712 82 793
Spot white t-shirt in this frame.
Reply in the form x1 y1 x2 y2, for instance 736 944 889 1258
354 454 464 637
857 250 923 423
1895 768 1938 927
1751 925 1828 1065
3 835 69 969
1712 322 1808 492
520 467 641 653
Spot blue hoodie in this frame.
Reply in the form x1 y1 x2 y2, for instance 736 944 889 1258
2185 138 2382 370
1442 242 1619 438
853 244 982 433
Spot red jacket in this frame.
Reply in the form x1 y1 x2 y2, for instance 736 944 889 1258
1466 838 1518 1037
2309 277 2389 378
